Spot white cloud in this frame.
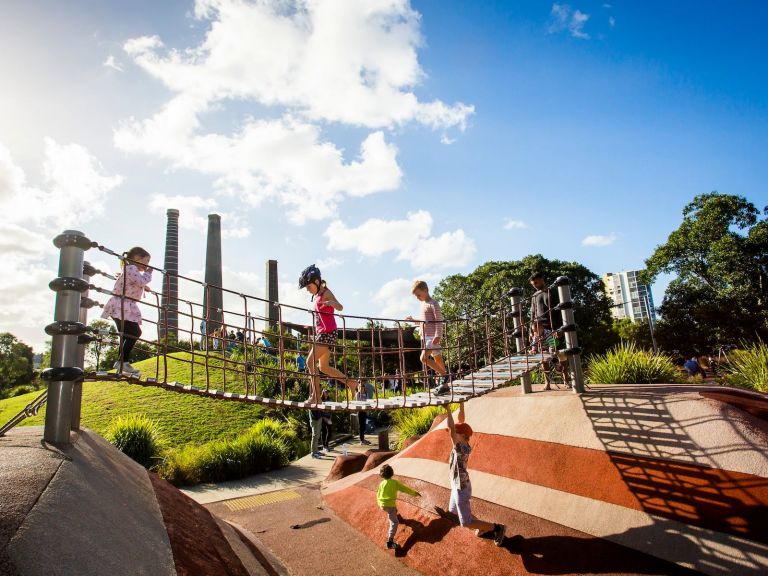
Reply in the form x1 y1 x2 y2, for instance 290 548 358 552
325 210 476 269
1 139 122 229
124 0 472 130
149 194 251 239
581 233 617 246
375 278 416 320
549 3 591 39
503 218 529 230
115 0 473 224
374 273 441 321
316 256 344 270
0 140 122 349
103 55 124 72
608 16 616 28
150 193 217 230
118 113 402 224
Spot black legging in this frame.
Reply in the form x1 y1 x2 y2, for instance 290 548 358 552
358 411 368 441
321 420 332 448
113 318 141 362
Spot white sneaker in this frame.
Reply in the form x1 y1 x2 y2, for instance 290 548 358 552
116 362 140 377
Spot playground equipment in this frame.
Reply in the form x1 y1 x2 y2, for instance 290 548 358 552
2 230 584 444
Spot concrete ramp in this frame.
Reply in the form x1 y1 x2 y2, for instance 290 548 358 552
0 426 281 576
323 384 768 576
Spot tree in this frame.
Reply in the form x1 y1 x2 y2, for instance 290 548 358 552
644 193 768 351
0 333 34 391
433 255 616 356
86 319 118 370
612 318 654 351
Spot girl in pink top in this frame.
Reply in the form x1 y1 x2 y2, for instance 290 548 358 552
298 264 358 404
101 247 152 376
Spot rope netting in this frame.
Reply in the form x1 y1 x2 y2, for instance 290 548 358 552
78 241 579 412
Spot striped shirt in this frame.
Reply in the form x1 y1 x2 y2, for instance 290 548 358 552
419 297 444 339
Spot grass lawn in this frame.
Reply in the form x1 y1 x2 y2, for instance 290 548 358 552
136 350 286 396
0 378 266 449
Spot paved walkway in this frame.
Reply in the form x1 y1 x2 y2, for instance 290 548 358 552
183 431 420 576
182 434 384 504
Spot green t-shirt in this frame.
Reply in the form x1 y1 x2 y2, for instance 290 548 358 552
376 478 419 508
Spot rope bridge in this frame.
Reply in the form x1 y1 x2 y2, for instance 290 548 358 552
2 231 584 443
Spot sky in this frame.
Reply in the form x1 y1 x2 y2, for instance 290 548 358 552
1 0 767 351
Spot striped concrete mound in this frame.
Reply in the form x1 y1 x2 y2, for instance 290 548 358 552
323 384 768 576
0 426 282 576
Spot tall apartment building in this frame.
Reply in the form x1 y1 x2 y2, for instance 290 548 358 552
603 270 657 322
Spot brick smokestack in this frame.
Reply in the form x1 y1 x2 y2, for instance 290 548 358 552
204 214 224 332
266 259 278 329
159 208 179 342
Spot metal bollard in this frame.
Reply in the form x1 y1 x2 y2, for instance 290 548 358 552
70 261 95 431
43 230 91 444
508 287 532 394
553 276 584 393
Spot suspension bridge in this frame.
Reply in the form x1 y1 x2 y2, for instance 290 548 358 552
1 229 584 442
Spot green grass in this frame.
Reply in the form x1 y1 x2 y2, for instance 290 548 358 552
586 343 681 384
391 405 454 449
160 417 298 486
0 379 266 448
106 414 164 469
724 342 768 392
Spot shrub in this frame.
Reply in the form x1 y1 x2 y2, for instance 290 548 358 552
392 406 450 450
724 342 768 392
106 414 164 469
586 343 680 384
159 417 296 486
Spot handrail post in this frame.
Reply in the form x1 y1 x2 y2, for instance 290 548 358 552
43 230 91 444
508 287 532 394
71 261 94 431
553 276 584 393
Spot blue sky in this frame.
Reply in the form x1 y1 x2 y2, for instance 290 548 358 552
1 0 767 350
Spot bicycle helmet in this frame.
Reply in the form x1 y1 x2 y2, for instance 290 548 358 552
298 264 321 289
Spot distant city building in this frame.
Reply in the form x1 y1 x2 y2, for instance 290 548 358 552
603 270 657 322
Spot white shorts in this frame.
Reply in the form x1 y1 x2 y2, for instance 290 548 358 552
449 485 474 526
424 337 442 353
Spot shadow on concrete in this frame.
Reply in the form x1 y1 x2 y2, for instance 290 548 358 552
581 387 768 574
397 508 455 556
289 517 331 529
512 531 701 576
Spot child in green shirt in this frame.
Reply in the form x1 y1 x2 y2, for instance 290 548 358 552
376 464 420 550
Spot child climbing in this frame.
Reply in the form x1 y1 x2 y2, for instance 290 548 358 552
101 247 152 377
444 402 506 546
376 464 420 550
298 264 358 403
406 280 449 395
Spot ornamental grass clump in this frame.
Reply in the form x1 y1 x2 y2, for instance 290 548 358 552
159 417 296 486
586 343 680 384
106 413 164 469
392 405 449 450
724 342 768 392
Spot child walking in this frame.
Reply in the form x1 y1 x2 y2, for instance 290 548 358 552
101 247 152 377
298 264 358 403
444 403 505 545
376 464 420 550
406 280 449 394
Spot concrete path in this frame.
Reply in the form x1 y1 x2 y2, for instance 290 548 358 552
182 434 388 504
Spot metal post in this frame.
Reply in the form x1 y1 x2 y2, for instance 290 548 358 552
508 288 532 394
553 276 584 394
70 261 94 431
43 230 91 444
